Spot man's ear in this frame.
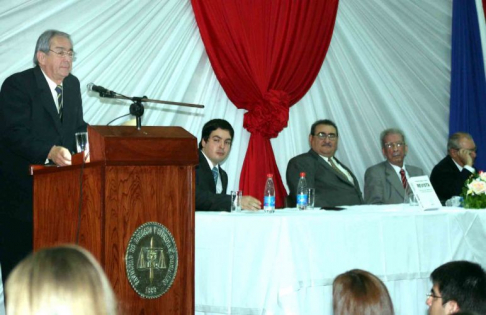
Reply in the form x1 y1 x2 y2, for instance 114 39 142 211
36 51 46 66
444 300 459 314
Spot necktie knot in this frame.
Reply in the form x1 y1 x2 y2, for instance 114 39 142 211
212 166 218 184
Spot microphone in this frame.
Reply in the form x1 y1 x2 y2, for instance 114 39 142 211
87 83 116 98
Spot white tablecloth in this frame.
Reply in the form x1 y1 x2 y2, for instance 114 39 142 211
195 205 486 315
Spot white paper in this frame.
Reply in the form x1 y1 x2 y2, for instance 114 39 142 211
408 176 442 210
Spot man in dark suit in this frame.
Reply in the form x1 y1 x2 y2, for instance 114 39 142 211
0 30 87 282
286 119 363 207
364 128 424 204
430 132 477 204
196 119 261 211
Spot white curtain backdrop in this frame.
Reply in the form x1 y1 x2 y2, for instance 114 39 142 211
0 0 453 194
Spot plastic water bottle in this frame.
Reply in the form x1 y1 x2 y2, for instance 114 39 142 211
263 173 276 213
296 172 308 210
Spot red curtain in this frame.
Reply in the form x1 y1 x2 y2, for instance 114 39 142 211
192 0 339 208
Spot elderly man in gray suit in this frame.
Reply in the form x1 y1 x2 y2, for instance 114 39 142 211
286 119 363 207
364 128 424 204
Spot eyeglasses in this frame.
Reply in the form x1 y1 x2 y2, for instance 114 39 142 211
49 49 76 60
314 132 337 140
426 293 442 300
384 142 405 149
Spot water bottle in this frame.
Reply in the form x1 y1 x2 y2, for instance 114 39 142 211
296 172 308 210
263 173 276 213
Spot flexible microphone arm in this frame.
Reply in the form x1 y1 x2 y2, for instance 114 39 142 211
87 83 204 130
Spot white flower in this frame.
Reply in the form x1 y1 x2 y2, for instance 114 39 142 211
468 179 486 195
479 171 486 182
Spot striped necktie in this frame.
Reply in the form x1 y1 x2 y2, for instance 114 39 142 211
212 166 218 184
55 85 63 121
400 169 408 189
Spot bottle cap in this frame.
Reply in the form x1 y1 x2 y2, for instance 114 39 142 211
267 173 273 177
300 172 306 177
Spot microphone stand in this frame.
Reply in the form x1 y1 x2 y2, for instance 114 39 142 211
95 90 204 130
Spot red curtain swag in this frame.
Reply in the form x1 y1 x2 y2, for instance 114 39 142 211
192 0 339 208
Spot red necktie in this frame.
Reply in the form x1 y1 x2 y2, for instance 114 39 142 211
400 169 408 189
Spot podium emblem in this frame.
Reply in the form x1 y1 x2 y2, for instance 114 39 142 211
125 222 178 299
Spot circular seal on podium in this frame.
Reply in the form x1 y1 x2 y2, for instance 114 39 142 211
125 222 178 299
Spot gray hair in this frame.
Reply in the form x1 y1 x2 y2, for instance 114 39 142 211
33 30 72 65
447 132 473 151
380 128 406 148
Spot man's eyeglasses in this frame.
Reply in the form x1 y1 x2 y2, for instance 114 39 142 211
426 293 442 300
384 142 405 149
314 132 337 140
49 49 76 60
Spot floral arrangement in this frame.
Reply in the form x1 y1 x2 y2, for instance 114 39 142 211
462 171 486 209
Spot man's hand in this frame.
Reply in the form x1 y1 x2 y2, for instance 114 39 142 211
241 196 262 211
458 148 473 167
48 145 72 166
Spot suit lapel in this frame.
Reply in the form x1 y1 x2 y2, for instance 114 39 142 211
199 151 217 192
314 152 353 186
34 67 62 134
385 162 405 199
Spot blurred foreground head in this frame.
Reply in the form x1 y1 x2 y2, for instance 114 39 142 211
333 269 394 315
6 245 117 315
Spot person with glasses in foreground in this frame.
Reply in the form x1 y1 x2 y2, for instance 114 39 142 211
364 128 424 204
0 30 87 283
286 119 363 207
430 132 477 204
427 261 486 315
196 119 261 211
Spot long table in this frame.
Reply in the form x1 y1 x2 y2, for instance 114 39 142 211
195 205 486 315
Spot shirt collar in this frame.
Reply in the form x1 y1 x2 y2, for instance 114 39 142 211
388 162 406 173
40 68 62 91
201 151 217 170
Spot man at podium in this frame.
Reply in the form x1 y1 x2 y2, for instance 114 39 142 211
196 119 261 211
0 30 87 282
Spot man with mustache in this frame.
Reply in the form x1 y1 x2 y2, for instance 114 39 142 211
430 132 477 204
0 30 87 282
364 128 424 204
196 119 261 211
286 119 363 207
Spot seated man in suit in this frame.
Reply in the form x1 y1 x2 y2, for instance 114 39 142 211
286 119 363 207
427 261 486 315
196 119 261 211
430 132 476 204
364 128 424 204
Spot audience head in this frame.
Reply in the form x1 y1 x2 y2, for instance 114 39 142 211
333 269 394 315
380 128 408 168
447 132 476 167
199 119 234 165
34 30 74 84
309 119 339 158
6 245 117 315
427 260 486 315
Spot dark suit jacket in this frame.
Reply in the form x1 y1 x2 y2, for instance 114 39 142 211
0 66 87 281
286 150 363 207
364 161 424 204
0 66 87 220
195 150 231 211
430 155 473 203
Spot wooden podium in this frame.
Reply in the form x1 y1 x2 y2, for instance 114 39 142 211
31 125 197 314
